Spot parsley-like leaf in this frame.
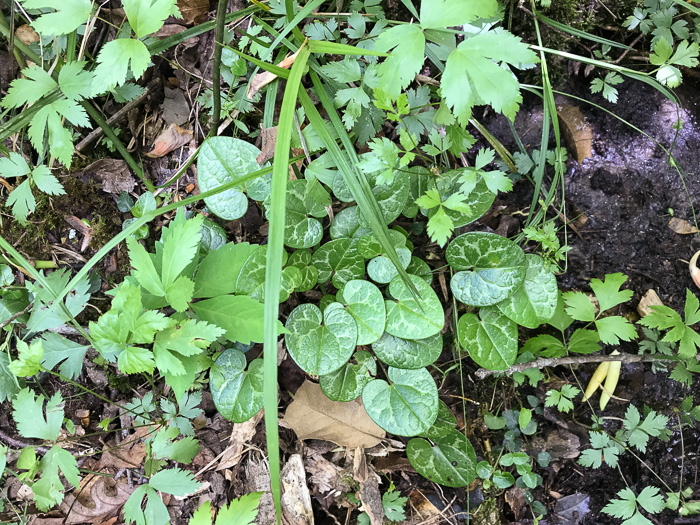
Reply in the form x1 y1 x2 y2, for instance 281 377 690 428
590 273 633 312
12 388 64 441
122 0 181 39
9 338 43 377
20 0 92 36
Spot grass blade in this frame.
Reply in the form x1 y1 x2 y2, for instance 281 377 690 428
262 41 311 524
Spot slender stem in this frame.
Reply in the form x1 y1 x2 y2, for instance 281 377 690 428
43 369 138 416
209 0 228 137
475 353 674 379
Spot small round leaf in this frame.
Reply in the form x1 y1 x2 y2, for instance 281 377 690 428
385 275 444 340
210 348 264 423
362 367 438 436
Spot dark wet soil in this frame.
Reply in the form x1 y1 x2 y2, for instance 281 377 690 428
479 76 700 524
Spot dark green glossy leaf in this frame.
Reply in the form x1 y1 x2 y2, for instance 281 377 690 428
319 350 376 402
457 307 517 371
371 332 442 369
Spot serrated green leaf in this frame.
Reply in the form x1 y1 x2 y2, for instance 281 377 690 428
374 24 425 98
595 315 637 345
32 445 80 510
447 232 526 306
457 307 517 371
563 291 596 322
161 211 203 289
442 31 537 124
39 333 88 380
22 0 92 36
210 348 264 423
150 468 201 496
362 367 438 436
5 179 35 224
590 273 633 312
12 388 63 441
1 65 57 108
9 338 43 377
118 346 155 374
122 0 180 39
151 426 200 463
93 38 152 91
215 492 263 525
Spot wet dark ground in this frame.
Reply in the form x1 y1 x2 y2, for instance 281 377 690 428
481 76 700 524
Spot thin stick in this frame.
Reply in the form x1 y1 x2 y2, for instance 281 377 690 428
474 353 672 379
209 0 228 137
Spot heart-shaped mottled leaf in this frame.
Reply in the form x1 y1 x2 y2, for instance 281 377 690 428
287 249 318 292
197 137 263 220
357 230 407 259
407 429 478 487
406 256 433 284
319 350 376 402
198 219 227 257
281 179 327 249
496 254 558 328
424 172 496 229
420 400 457 440
210 348 263 423
312 238 365 289
330 205 364 239
447 232 526 306
371 332 442 369
360 170 410 226
285 303 358 375
340 280 386 345
362 367 438 436
235 246 292 302
457 307 517 371
385 275 444 340
367 248 411 284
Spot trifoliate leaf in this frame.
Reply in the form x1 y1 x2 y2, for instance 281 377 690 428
442 31 537 125
374 24 425 99
149 467 202 496
122 0 181 39
93 39 151 91
151 426 200 464
9 338 43 377
1 65 57 108
32 166 65 196
21 0 92 36
12 388 64 441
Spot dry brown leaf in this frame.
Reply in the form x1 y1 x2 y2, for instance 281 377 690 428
177 0 209 24
638 289 663 317
359 474 384 525
60 477 135 524
406 490 441 524
505 487 527 520
97 427 150 470
247 48 301 100
153 24 188 38
216 411 263 471
281 454 314 525
257 126 278 166
557 104 593 163
15 24 39 45
282 381 385 449
145 123 194 158
78 158 136 195
668 217 698 234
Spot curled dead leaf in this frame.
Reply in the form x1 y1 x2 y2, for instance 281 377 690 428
247 48 301 100
557 104 593 164
690 250 700 290
15 24 39 45
145 123 194 158
668 217 699 234
637 289 663 317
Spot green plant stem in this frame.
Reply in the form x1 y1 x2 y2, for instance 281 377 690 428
209 0 229 137
43 369 139 417
263 41 311 525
